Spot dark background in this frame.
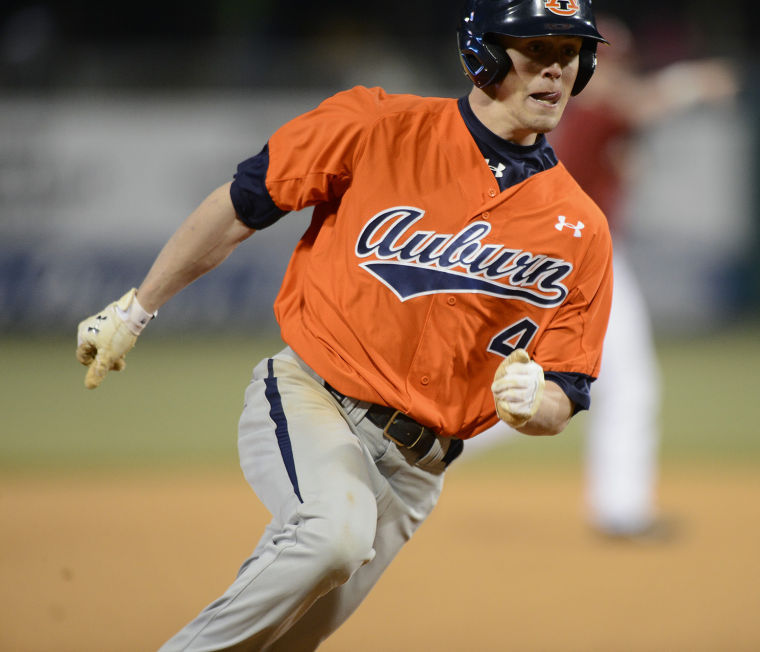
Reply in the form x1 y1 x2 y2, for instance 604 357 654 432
2 1 758 90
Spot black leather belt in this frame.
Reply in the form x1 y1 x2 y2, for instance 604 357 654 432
324 382 463 467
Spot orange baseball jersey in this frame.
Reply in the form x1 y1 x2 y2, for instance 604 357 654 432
247 86 612 439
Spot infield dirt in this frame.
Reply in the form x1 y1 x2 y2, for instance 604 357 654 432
2 464 759 652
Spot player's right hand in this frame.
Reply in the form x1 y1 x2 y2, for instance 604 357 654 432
76 288 153 389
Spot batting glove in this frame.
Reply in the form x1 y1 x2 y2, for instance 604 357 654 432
76 288 155 389
491 349 545 428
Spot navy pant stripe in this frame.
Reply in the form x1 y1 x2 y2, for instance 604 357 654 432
264 358 303 503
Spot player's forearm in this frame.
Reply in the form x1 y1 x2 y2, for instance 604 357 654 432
514 381 573 436
136 183 255 312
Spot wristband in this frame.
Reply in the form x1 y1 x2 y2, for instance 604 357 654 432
115 288 157 336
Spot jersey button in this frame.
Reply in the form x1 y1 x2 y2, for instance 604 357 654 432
488 189 497 198
420 376 430 385
482 211 490 220
447 297 457 306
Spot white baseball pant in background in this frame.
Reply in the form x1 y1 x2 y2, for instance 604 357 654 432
585 247 661 534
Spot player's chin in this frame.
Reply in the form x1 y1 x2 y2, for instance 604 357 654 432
527 115 562 135
522 106 563 133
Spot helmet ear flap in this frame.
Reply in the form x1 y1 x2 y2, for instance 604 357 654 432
458 31 511 88
571 42 598 95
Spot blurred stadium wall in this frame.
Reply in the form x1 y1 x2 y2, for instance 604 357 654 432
0 1 758 336
0 92 319 335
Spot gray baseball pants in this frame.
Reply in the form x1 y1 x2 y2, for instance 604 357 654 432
158 347 446 651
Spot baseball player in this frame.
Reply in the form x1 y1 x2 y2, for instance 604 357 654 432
75 1 612 649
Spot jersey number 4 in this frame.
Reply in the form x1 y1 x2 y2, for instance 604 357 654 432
488 318 539 358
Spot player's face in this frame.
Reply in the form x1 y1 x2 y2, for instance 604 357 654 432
495 35 582 144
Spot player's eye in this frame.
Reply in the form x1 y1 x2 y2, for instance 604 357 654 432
564 38 583 56
524 40 546 55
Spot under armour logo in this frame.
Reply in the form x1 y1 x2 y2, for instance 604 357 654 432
555 215 584 237
485 158 506 179
87 314 108 334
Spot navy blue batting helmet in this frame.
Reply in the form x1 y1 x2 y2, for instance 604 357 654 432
457 0 608 95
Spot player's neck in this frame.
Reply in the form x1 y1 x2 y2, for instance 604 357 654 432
467 87 539 146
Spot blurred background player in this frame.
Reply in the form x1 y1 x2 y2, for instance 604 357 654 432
465 15 739 539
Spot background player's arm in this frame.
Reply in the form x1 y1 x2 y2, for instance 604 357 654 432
137 182 255 312
585 55 738 129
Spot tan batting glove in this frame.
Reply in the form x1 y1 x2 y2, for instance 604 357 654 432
76 288 155 389
491 349 545 428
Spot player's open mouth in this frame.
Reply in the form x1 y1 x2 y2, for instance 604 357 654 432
530 92 562 106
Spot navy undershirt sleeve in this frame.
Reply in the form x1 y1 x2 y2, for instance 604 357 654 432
230 143 288 229
544 371 594 413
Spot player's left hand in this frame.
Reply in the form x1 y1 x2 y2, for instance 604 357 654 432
491 349 545 428
76 288 153 389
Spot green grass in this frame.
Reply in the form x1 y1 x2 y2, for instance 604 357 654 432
0 333 284 470
1 325 758 470
657 326 760 463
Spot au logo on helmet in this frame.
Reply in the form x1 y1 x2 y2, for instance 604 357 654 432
544 0 580 17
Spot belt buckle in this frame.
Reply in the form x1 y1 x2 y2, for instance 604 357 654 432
382 410 426 449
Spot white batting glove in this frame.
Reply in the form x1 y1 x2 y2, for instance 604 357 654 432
491 349 545 428
76 288 155 389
